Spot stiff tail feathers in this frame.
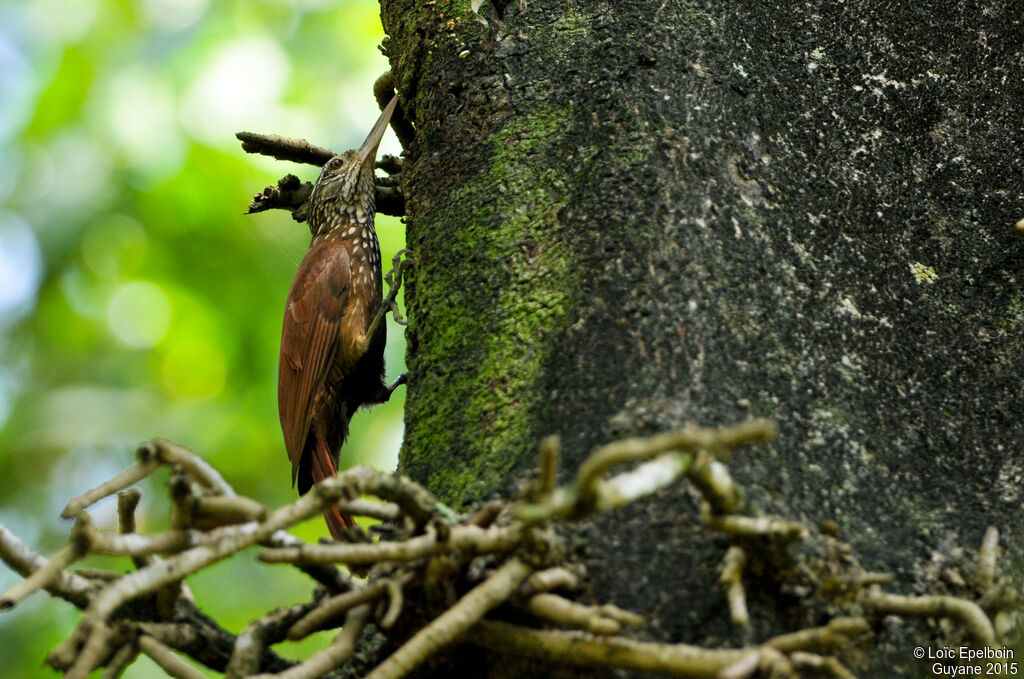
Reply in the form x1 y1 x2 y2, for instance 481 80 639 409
310 430 357 538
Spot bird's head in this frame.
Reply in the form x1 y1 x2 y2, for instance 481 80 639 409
308 96 398 233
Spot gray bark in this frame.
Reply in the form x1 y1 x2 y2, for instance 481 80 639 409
382 0 1024 675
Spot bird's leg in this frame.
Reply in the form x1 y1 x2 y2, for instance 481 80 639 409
362 250 413 404
366 249 413 340
383 248 413 324
374 372 408 404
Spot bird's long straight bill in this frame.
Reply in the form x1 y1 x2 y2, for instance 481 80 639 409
356 96 399 165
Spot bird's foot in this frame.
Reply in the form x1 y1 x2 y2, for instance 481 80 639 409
367 372 407 405
384 372 408 402
382 249 414 326
362 251 414 352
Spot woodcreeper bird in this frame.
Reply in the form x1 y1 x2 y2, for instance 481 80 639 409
278 96 405 539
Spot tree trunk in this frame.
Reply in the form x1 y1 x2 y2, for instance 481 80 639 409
382 0 1023 675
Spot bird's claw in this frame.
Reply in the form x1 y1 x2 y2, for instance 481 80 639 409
383 250 414 326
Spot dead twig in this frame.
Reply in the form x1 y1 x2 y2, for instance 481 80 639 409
288 581 391 641
235 132 334 166
101 642 138 679
252 604 371 679
260 523 521 566
471 616 867 677
373 70 416 152
138 636 208 679
861 589 996 646
977 526 999 591
719 546 749 629
704 513 806 542
0 541 86 609
525 593 644 635
62 458 162 518
141 439 235 496
226 601 319 679
363 558 534 679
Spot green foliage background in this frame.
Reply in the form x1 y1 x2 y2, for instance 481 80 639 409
0 1 405 675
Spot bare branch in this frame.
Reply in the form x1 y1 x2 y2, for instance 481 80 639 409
520 420 774 523
0 542 85 609
226 602 318 679
977 526 999 591
70 490 330 662
262 531 353 594
719 546 749 629
363 558 533 679
251 604 371 679
65 620 115 679
134 609 295 676
288 581 391 641
521 593 627 635
142 439 235 496
379 578 405 630
766 617 870 652
62 458 161 518
342 499 402 522
755 647 797 678
244 173 404 222
338 468 450 526
189 495 268 528
861 589 996 646
236 132 334 166
791 652 860 679
472 616 867 677
685 450 743 515
593 451 691 512
373 70 416 153
467 501 505 528
704 513 807 542
718 651 760 679
536 435 560 496
117 490 155 572
85 526 198 557
101 642 138 679
375 185 406 217
472 619 751 675
576 419 775 504
246 174 313 221
138 636 208 679
260 524 521 566
519 567 580 596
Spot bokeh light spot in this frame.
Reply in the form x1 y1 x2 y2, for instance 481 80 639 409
25 0 100 44
180 36 289 144
104 68 184 179
39 133 111 209
140 0 209 32
80 214 148 279
106 281 171 348
0 33 36 144
161 340 226 399
0 213 44 321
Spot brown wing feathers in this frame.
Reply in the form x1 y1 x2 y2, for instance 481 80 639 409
278 238 350 490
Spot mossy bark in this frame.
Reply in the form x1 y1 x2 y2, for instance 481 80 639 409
381 0 1023 676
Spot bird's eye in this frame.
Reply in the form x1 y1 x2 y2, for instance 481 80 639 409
329 157 343 170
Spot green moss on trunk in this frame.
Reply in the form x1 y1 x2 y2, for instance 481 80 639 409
400 106 580 507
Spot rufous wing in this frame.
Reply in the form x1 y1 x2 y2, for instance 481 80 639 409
278 238 351 489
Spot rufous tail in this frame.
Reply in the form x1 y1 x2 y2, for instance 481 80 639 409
310 433 357 539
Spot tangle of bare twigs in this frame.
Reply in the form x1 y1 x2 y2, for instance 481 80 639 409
0 421 1013 679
